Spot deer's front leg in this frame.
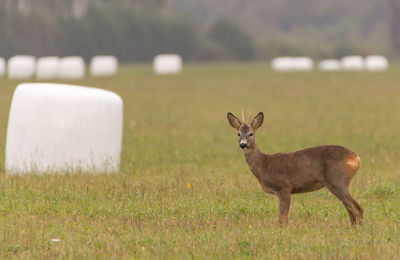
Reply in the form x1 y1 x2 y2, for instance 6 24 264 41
277 190 291 225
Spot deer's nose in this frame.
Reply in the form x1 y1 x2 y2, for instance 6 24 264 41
240 143 248 149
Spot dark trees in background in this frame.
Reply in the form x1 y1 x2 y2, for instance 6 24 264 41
208 19 255 61
0 0 396 61
0 3 198 62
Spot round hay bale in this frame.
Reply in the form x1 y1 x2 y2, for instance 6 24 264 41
36 56 60 79
318 59 341 71
7 55 36 79
271 57 294 71
58 56 85 79
153 54 182 75
365 55 388 71
271 57 314 71
341 56 364 71
90 55 118 76
292 57 314 71
5 83 123 174
0 57 5 76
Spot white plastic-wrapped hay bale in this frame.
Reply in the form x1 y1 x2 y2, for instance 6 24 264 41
36 56 60 79
58 56 85 79
292 57 314 71
7 55 36 79
318 59 341 71
271 57 294 71
271 57 313 71
90 55 118 76
5 83 123 174
341 56 364 71
365 55 388 71
153 54 182 75
0 57 5 76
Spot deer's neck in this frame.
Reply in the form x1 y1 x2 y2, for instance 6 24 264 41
243 144 268 178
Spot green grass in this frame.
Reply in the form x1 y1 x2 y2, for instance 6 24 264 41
0 64 399 258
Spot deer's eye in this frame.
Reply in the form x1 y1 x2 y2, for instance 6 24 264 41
238 133 241 137
249 133 253 137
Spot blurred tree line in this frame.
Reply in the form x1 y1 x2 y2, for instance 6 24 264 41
1 0 400 61
0 1 254 62
167 0 400 60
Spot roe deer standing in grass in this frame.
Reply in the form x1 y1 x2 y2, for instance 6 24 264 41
227 111 363 225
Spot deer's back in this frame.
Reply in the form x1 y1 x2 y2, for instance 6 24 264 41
262 145 360 194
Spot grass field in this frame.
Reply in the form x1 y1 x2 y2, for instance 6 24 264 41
0 64 399 258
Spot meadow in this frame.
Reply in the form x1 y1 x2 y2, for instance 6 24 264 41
0 64 399 258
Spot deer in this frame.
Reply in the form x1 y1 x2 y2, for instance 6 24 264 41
227 111 363 225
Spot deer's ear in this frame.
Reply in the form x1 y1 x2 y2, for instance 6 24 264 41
227 112 242 130
251 112 264 130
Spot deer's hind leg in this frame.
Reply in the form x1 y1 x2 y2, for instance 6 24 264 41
324 164 363 225
350 195 364 219
326 184 363 225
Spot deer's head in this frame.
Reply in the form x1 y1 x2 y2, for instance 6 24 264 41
227 111 264 152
